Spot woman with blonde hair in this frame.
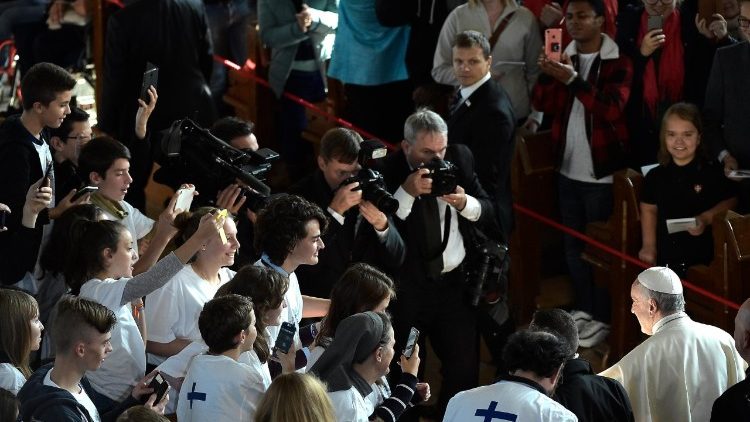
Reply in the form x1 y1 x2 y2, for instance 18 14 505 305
254 372 335 422
0 289 43 395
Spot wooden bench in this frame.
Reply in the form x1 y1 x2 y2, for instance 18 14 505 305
581 169 643 360
686 210 750 332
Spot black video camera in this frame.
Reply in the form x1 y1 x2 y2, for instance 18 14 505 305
160 118 278 212
466 238 509 307
419 158 458 196
338 140 399 215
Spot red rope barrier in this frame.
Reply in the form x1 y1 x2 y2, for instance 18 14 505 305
514 203 741 310
213 55 394 148
213 54 741 312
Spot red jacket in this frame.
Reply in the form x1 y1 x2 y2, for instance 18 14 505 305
532 34 633 179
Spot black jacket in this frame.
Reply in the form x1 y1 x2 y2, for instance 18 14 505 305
710 368 750 422
289 170 406 297
447 79 515 243
554 358 634 422
99 0 215 142
17 363 139 422
0 115 50 284
375 144 493 290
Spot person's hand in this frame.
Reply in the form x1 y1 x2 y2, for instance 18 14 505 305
696 13 728 39
135 85 158 140
0 203 9 232
539 52 576 83
688 215 708 236
143 390 169 415
156 185 194 237
48 186 90 220
640 29 666 57
295 6 312 32
400 343 420 376
723 153 740 179
521 117 540 134
330 181 362 215
131 369 158 400
275 346 297 374
540 2 563 27
193 211 222 244
638 246 657 264
216 184 247 215
402 168 432 197
24 178 53 216
440 185 467 211
359 200 388 231
416 382 431 402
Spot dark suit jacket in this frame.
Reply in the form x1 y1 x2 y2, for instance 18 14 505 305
375 144 494 291
554 358 635 422
0 115 50 284
289 170 406 298
704 41 750 167
710 368 750 422
99 0 215 142
448 78 515 243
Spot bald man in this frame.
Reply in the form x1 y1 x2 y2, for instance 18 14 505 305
710 298 750 421
600 267 746 422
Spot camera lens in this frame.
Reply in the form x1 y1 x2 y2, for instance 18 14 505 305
364 186 399 215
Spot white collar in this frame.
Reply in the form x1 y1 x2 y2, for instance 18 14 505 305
563 33 620 61
652 311 688 334
459 72 491 103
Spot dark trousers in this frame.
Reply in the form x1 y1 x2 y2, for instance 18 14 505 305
389 267 478 418
558 175 613 322
343 79 413 145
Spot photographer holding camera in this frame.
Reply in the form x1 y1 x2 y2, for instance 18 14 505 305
289 128 406 298
374 109 495 418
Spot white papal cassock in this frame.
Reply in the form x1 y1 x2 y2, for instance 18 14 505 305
600 312 746 422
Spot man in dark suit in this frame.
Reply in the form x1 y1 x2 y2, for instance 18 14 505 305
710 297 750 421
447 30 516 243
375 109 495 417
704 4 750 211
99 0 216 210
289 128 406 298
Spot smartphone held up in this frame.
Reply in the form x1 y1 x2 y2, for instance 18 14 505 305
545 28 563 62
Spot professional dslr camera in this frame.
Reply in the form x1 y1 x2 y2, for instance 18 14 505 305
159 118 278 212
466 236 509 307
419 158 458 196
338 139 399 215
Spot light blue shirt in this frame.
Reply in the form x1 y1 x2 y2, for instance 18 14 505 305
328 0 410 85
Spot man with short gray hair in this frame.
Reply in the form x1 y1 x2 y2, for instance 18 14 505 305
600 267 745 422
376 108 495 417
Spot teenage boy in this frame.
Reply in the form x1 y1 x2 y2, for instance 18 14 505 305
532 0 633 347
78 136 189 275
49 106 92 204
17 295 166 421
0 63 84 287
177 294 265 421
253 194 331 367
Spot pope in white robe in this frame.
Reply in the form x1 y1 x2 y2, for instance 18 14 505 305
600 267 746 422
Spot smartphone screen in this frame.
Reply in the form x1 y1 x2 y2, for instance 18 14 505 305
141 373 169 404
544 28 563 62
273 322 296 355
647 15 663 31
403 327 420 358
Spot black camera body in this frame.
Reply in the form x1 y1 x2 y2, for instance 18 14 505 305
337 140 399 215
420 158 458 197
159 118 278 211
466 239 509 307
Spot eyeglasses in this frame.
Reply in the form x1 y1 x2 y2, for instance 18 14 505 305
739 16 750 28
66 134 92 143
644 0 673 5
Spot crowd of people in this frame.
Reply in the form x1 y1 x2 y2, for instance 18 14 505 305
0 0 749 420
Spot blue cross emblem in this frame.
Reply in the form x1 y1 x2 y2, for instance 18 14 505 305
186 382 207 409
475 401 517 422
